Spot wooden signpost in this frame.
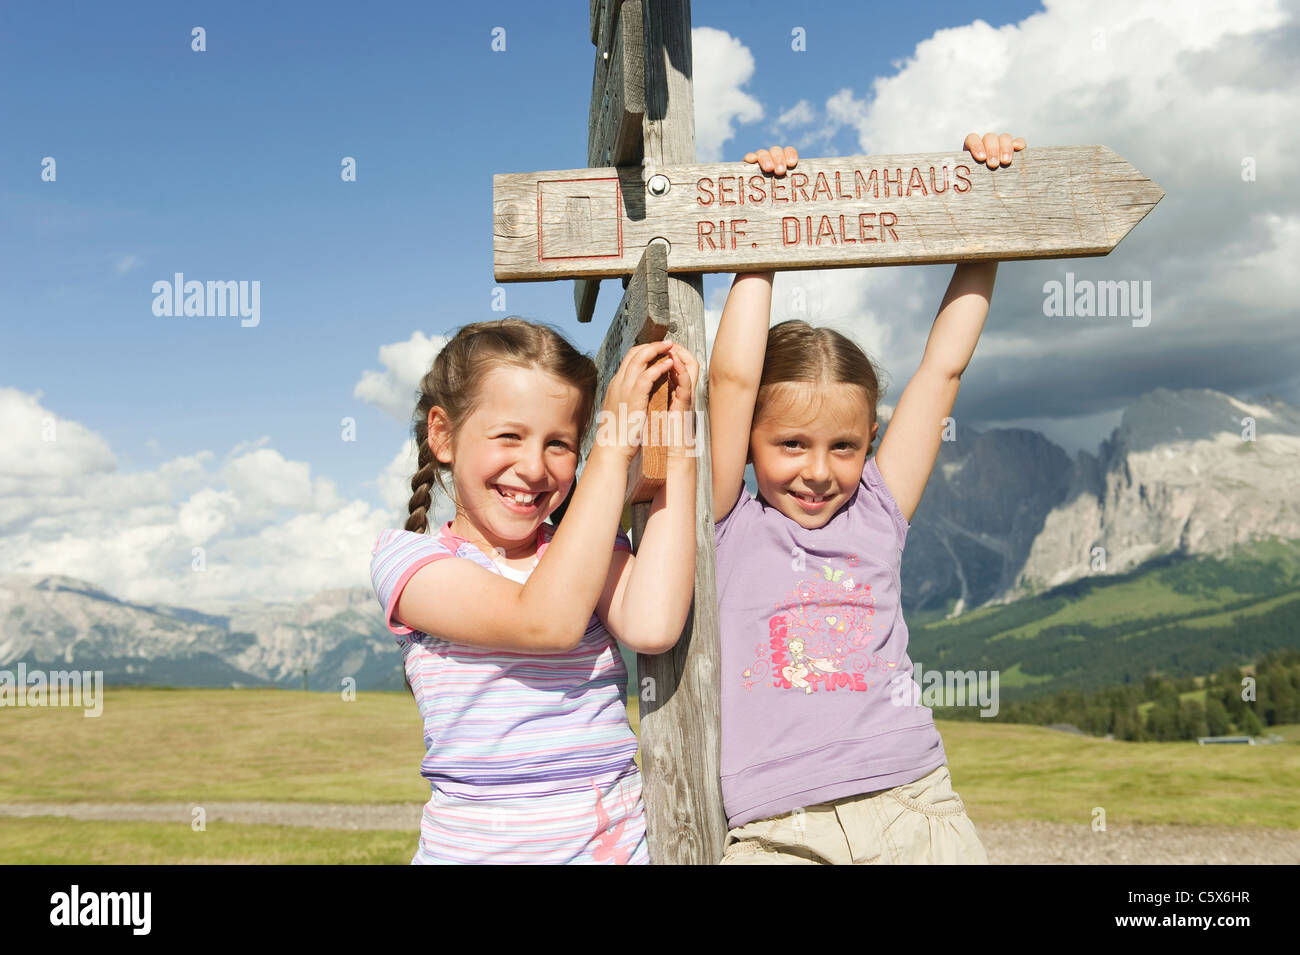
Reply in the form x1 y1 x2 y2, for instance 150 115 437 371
495 0 1162 865
494 146 1164 280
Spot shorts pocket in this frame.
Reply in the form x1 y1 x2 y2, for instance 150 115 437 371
877 767 988 864
719 838 768 863
885 765 967 817
722 814 786 855
721 806 835 863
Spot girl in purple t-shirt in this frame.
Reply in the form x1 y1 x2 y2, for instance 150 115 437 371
709 134 1025 864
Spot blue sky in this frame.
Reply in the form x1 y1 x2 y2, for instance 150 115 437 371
3 0 1296 609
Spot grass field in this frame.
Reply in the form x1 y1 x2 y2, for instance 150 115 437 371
0 818 414 864
1 687 1297 863
0 687 429 804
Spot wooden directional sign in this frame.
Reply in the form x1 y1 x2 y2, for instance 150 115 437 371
493 146 1163 282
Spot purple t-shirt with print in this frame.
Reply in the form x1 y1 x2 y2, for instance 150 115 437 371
713 455 946 828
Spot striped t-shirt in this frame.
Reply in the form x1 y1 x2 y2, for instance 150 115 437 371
370 519 648 864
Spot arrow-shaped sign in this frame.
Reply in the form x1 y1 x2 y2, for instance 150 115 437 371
493 146 1164 282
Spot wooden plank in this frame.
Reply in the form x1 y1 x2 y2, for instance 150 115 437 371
635 0 728 867
493 146 1165 281
588 0 644 169
625 377 668 504
574 278 600 325
579 243 671 506
582 242 669 458
578 0 644 323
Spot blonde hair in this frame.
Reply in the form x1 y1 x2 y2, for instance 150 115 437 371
756 320 883 439
404 318 598 534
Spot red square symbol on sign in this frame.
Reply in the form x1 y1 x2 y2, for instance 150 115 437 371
537 178 623 261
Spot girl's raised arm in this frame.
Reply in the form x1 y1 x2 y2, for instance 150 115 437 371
875 132 1025 524
709 146 799 523
709 271 772 523
875 261 996 525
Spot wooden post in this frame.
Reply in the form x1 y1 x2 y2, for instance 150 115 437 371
568 0 726 863
576 0 645 324
632 0 727 865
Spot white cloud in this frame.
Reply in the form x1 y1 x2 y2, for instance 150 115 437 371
352 329 459 531
768 98 843 155
815 1 1291 161
776 100 815 127
221 447 344 518
177 487 239 544
0 388 393 614
115 254 140 274
691 26 764 161
353 330 447 421
377 441 420 517
0 388 115 479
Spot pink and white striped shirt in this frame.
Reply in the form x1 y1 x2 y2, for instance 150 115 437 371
370 520 648 864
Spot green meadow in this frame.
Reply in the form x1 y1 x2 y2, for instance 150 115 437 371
0 687 428 804
1 687 1296 863
0 818 413 865
907 537 1300 701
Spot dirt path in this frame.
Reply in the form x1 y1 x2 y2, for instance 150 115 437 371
3 803 1297 862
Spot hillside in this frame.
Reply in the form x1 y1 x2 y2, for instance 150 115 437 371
907 536 1300 701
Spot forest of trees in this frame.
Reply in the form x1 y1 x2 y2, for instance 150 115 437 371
934 649 1300 741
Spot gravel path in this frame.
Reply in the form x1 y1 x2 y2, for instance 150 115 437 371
3 803 1297 862
975 820 1300 864
0 801 422 831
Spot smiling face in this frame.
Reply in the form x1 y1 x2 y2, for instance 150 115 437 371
429 363 584 559
749 380 879 530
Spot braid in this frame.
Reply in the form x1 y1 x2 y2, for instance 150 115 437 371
404 438 438 535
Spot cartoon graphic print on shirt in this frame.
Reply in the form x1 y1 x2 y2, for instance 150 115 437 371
781 635 840 694
740 555 899 695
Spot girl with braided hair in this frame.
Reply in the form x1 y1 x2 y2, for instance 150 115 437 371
370 317 697 864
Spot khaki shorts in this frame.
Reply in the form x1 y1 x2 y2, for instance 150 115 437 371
719 764 988 865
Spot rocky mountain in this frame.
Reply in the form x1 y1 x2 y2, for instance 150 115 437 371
893 388 1300 614
0 574 403 691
